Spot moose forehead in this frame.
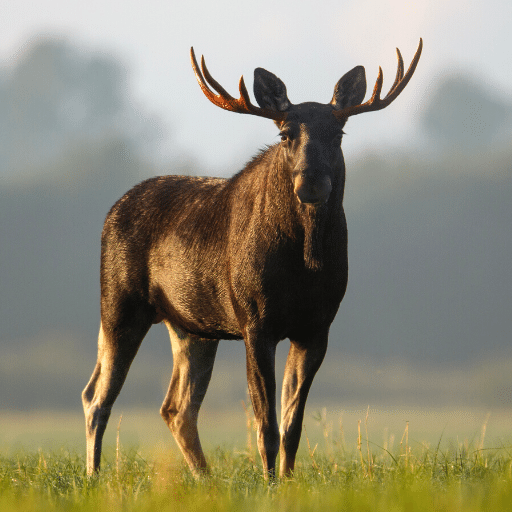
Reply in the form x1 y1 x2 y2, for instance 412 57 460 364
279 102 345 137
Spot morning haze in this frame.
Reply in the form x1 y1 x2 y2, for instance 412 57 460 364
1 37 511 422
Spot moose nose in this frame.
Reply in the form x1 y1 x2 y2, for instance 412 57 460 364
294 174 332 205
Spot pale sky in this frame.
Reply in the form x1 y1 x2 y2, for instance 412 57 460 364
2 0 511 175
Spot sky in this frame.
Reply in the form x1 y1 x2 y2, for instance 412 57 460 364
1 0 512 175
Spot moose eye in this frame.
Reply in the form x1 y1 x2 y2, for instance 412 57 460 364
280 129 296 144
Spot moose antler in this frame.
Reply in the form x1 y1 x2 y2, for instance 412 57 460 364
190 47 288 123
333 38 423 120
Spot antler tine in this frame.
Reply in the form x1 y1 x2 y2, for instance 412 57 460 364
199 54 234 100
190 47 287 122
388 48 404 94
190 47 235 111
370 67 384 103
190 49 216 104
334 38 423 120
381 39 421 105
238 75 259 114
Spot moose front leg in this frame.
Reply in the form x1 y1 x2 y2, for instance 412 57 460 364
279 333 328 477
244 338 279 479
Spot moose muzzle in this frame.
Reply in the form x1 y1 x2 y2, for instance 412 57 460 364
293 174 332 205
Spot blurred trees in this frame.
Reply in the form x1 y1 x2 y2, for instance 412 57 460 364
1 37 511 410
0 38 175 410
0 38 168 348
0 37 162 179
421 73 512 151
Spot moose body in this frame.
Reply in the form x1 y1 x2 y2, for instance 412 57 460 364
82 41 422 478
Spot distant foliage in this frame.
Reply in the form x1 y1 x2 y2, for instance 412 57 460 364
421 73 512 150
0 37 163 176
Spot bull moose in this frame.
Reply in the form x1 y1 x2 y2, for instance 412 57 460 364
82 39 422 478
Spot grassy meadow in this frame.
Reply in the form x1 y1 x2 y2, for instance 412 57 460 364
1 406 512 511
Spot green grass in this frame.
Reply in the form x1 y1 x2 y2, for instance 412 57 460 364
2 423 512 512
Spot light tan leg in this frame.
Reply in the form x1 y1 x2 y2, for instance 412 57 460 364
160 322 219 477
279 336 327 477
82 321 149 475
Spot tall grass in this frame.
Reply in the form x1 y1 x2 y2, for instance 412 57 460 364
1 410 512 511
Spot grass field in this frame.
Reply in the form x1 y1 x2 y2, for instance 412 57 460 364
1 407 512 511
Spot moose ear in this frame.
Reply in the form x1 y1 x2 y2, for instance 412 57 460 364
331 66 367 111
254 68 291 112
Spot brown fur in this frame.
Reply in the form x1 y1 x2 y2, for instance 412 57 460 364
82 49 417 478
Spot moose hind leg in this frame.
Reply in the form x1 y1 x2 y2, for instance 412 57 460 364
160 323 219 476
82 319 150 475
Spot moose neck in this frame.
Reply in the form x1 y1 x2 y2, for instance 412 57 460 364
262 144 346 271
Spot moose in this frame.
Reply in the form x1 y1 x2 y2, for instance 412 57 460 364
82 40 422 478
